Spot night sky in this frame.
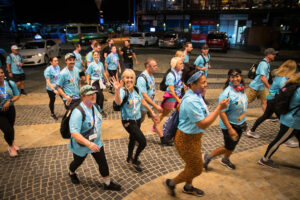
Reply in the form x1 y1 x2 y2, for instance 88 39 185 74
13 0 130 24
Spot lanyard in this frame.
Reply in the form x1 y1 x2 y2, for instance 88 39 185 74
198 94 210 115
0 82 7 99
82 104 97 133
238 92 247 112
52 66 59 80
67 68 78 89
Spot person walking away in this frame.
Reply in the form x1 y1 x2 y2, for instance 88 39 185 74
73 43 86 83
105 46 121 94
119 40 138 70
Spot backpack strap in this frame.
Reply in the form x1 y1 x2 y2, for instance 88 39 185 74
200 54 207 66
139 73 149 90
76 105 86 122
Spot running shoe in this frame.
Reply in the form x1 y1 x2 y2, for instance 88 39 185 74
266 116 278 122
258 158 279 169
246 130 260 139
163 179 176 197
203 153 212 171
182 185 204 197
104 181 121 191
69 172 80 184
282 140 299 148
220 158 236 170
51 114 58 121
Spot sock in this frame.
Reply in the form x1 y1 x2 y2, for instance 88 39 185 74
168 179 175 187
184 183 193 190
262 157 268 162
104 177 111 186
69 171 75 175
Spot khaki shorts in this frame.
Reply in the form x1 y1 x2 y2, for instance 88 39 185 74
246 88 267 103
141 110 154 123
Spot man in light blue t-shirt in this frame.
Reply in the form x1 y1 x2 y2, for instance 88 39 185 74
247 48 278 112
183 42 193 63
57 53 81 109
136 58 172 146
73 43 86 82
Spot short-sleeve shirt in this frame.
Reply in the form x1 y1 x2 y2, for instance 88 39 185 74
103 45 112 57
219 86 248 129
184 53 189 63
178 89 208 134
120 88 143 120
0 80 20 109
266 76 288 100
57 67 80 100
73 51 83 72
44 65 60 91
280 87 300 129
249 58 270 91
105 53 119 70
69 102 103 157
86 51 101 64
122 46 135 64
166 68 183 103
136 71 155 111
86 61 104 81
6 53 24 74
194 53 210 77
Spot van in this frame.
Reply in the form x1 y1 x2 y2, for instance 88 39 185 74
66 24 108 44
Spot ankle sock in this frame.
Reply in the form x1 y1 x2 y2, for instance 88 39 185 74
104 177 111 186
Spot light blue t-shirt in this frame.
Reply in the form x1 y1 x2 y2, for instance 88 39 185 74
69 102 103 157
249 59 270 91
0 80 20 109
219 86 248 129
44 65 60 91
136 71 155 111
266 76 288 100
184 54 189 63
166 68 183 103
105 53 119 70
120 88 143 120
73 51 83 72
178 89 208 134
86 61 104 81
86 51 101 64
6 53 24 74
194 53 210 77
280 87 300 129
57 67 80 100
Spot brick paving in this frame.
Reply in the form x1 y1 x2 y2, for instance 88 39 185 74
0 119 280 200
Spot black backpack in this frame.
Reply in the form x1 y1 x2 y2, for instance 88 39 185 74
137 73 150 90
248 60 273 84
159 69 175 91
271 83 300 115
113 86 139 111
60 103 100 139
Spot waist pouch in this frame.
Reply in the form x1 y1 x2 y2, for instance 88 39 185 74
231 122 247 132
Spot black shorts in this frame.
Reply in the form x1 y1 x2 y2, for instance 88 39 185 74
79 71 85 77
124 62 133 69
222 123 246 151
108 70 117 78
12 73 26 82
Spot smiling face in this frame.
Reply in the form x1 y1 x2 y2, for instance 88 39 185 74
93 51 100 62
122 70 136 89
82 93 97 105
51 57 59 66
191 75 207 94
111 46 117 53
66 57 75 69
229 74 242 86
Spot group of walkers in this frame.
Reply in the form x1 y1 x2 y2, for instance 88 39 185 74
0 39 299 196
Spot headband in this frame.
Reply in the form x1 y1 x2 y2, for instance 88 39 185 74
187 71 204 84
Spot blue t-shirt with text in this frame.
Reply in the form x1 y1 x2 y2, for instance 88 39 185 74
0 80 20 109
120 88 143 120
6 53 24 74
44 65 60 91
136 71 156 111
57 67 80 100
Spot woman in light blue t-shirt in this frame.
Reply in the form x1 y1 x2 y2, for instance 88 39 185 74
203 68 248 170
113 69 159 173
247 60 297 140
164 64 229 197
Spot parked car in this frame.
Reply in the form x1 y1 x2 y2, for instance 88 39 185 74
130 32 158 47
158 33 187 48
19 39 60 66
206 32 230 52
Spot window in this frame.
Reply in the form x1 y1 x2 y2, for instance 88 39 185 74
24 42 45 49
67 27 78 34
131 33 142 37
81 26 97 33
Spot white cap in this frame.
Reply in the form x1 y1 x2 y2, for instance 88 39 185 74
11 45 19 50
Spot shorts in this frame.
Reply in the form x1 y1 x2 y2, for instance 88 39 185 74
246 87 267 103
161 99 177 110
222 123 245 151
141 110 154 123
124 62 133 69
79 71 85 77
108 70 117 78
12 73 25 82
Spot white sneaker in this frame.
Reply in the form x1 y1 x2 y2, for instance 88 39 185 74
282 140 299 148
246 130 260 139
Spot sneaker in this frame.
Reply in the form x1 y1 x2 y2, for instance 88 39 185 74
51 114 58 121
126 157 141 165
21 90 27 96
132 160 142 172
203 153 211 171
69 173 80 184
104 181 121 191
282 140 299 148
160 137 174 146
101 111 107 118
246 130 260 139
220 158 236 170
182 185 204 197
266 116 278 122
163 179 176 197
258 158 279 169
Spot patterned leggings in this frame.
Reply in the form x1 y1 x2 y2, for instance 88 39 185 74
173 130 203 185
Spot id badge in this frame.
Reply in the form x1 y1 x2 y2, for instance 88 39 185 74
237 113 246 122
89 134 97 141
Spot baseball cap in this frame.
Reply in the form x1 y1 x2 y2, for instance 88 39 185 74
79 85 98 96
64 52 76 60
11 45 19 50
264 48 279 56
202 44 209 49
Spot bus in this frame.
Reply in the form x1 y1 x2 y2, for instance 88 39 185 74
66 24 108 44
